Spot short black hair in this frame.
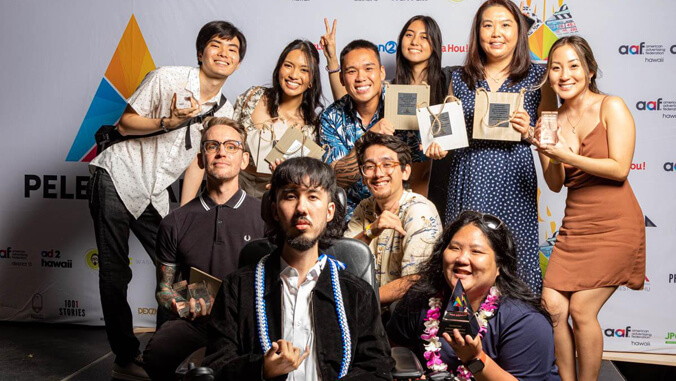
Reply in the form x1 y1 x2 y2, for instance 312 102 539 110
266 157 346 249
339 39 381 69
196 21 247 65
355 132 412 168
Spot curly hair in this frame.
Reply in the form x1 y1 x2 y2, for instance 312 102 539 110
266 157 346 250
402 210 551 323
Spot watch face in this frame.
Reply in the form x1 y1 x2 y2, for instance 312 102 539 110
467 359 485 374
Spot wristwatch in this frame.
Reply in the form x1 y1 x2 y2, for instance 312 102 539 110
464 351 487 374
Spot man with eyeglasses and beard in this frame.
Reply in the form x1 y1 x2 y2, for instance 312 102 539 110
345 132 442 306
204 157 394 380
142 117 265 380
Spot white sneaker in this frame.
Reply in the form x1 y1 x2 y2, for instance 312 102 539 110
112 355 150 381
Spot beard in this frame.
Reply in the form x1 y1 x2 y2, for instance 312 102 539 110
285 234 320 251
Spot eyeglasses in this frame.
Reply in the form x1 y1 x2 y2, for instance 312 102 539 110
360 161 401 176
202 140 243 155
480 213 504 230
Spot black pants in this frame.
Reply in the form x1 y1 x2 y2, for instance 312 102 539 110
143 319 208 380
88 168 162 365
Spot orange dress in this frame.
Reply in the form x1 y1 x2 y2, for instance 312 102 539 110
543 122 645 292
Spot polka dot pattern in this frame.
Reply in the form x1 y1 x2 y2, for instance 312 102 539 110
445 65 545 295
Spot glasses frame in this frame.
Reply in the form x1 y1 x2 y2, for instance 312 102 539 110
202 139 244 155
360 160 402 177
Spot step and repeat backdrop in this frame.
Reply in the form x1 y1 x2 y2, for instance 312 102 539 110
1 0 674 354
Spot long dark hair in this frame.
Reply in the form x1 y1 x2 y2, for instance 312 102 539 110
265 39 324 128
404 210 551 323
393 15 445 105
545 36 602 94
462 0 531 90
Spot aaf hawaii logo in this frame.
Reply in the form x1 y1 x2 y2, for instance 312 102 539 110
618 42 666 63
634 97 676 119
523 1 579 63
66 15 155 162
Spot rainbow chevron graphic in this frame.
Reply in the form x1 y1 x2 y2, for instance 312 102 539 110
66 15 155 162
523 1 580 63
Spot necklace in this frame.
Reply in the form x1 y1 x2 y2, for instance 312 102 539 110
421 287 501 380
255 254 351 378
484 69 507 84
565 109 585 134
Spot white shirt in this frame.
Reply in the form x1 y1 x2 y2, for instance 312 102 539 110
90 66 234 218
279 255 326 381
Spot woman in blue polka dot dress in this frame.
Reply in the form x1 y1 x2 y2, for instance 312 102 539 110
426 0 552 295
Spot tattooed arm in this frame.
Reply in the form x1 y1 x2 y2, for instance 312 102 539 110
156 262 185 312
154 214 186 314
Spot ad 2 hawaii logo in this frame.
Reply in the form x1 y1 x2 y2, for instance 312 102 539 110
66 15 155 162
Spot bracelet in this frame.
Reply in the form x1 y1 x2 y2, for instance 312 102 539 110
364 223 376 240
159 117 168 132
325 65 341 74
549 158 560 165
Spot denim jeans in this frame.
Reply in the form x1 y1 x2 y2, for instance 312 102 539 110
88 168 162 364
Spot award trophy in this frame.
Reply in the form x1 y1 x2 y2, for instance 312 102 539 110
540 111 558 145
439 280 474 337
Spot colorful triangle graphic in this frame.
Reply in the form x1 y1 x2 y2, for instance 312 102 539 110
66 15 155 162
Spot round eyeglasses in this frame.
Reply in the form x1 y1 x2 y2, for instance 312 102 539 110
360 161 401 177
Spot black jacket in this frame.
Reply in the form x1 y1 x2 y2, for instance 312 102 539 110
204 250 394 380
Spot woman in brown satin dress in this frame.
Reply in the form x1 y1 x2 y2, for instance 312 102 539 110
534 36 645 381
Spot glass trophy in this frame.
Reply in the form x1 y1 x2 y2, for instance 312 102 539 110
439 280 473 337
540 111 558 145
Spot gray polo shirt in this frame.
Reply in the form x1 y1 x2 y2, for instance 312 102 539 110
156 189 265 281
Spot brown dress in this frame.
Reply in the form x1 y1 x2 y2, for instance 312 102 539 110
543 120 646 292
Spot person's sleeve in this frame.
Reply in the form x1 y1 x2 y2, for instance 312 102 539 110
344 202 366 238
203 277 273 381
344 283 394 380
126 68 163 118
156 214 178 265
395 130 428 163
232 89 247 121
400 202 442 277
496 309 558 381
319 109 349 163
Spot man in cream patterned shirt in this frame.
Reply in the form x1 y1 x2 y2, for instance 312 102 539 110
345 132 441 306
87 21 245 381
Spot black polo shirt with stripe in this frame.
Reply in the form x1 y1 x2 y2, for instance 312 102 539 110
156 189 266 282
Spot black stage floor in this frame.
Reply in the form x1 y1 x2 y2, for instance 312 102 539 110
1 321 674 380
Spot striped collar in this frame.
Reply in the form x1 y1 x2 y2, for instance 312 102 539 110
199 189 247 211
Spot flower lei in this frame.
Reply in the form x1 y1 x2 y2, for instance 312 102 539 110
421 287 500 380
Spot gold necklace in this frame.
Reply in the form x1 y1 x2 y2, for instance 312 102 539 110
565 109 584 134
484 69 506 83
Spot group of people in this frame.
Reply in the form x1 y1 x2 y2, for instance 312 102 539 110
87 1 646 380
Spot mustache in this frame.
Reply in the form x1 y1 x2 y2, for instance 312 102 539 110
292 215 312 226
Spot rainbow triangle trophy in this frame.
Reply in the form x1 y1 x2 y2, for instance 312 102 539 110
439 280 479 337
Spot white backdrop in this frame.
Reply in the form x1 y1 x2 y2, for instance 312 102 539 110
1 0 674 355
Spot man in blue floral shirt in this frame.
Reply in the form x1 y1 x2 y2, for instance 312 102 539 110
320 39 426 218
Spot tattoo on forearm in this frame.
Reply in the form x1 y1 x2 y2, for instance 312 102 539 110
334 151 361 189
156 263 183 310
